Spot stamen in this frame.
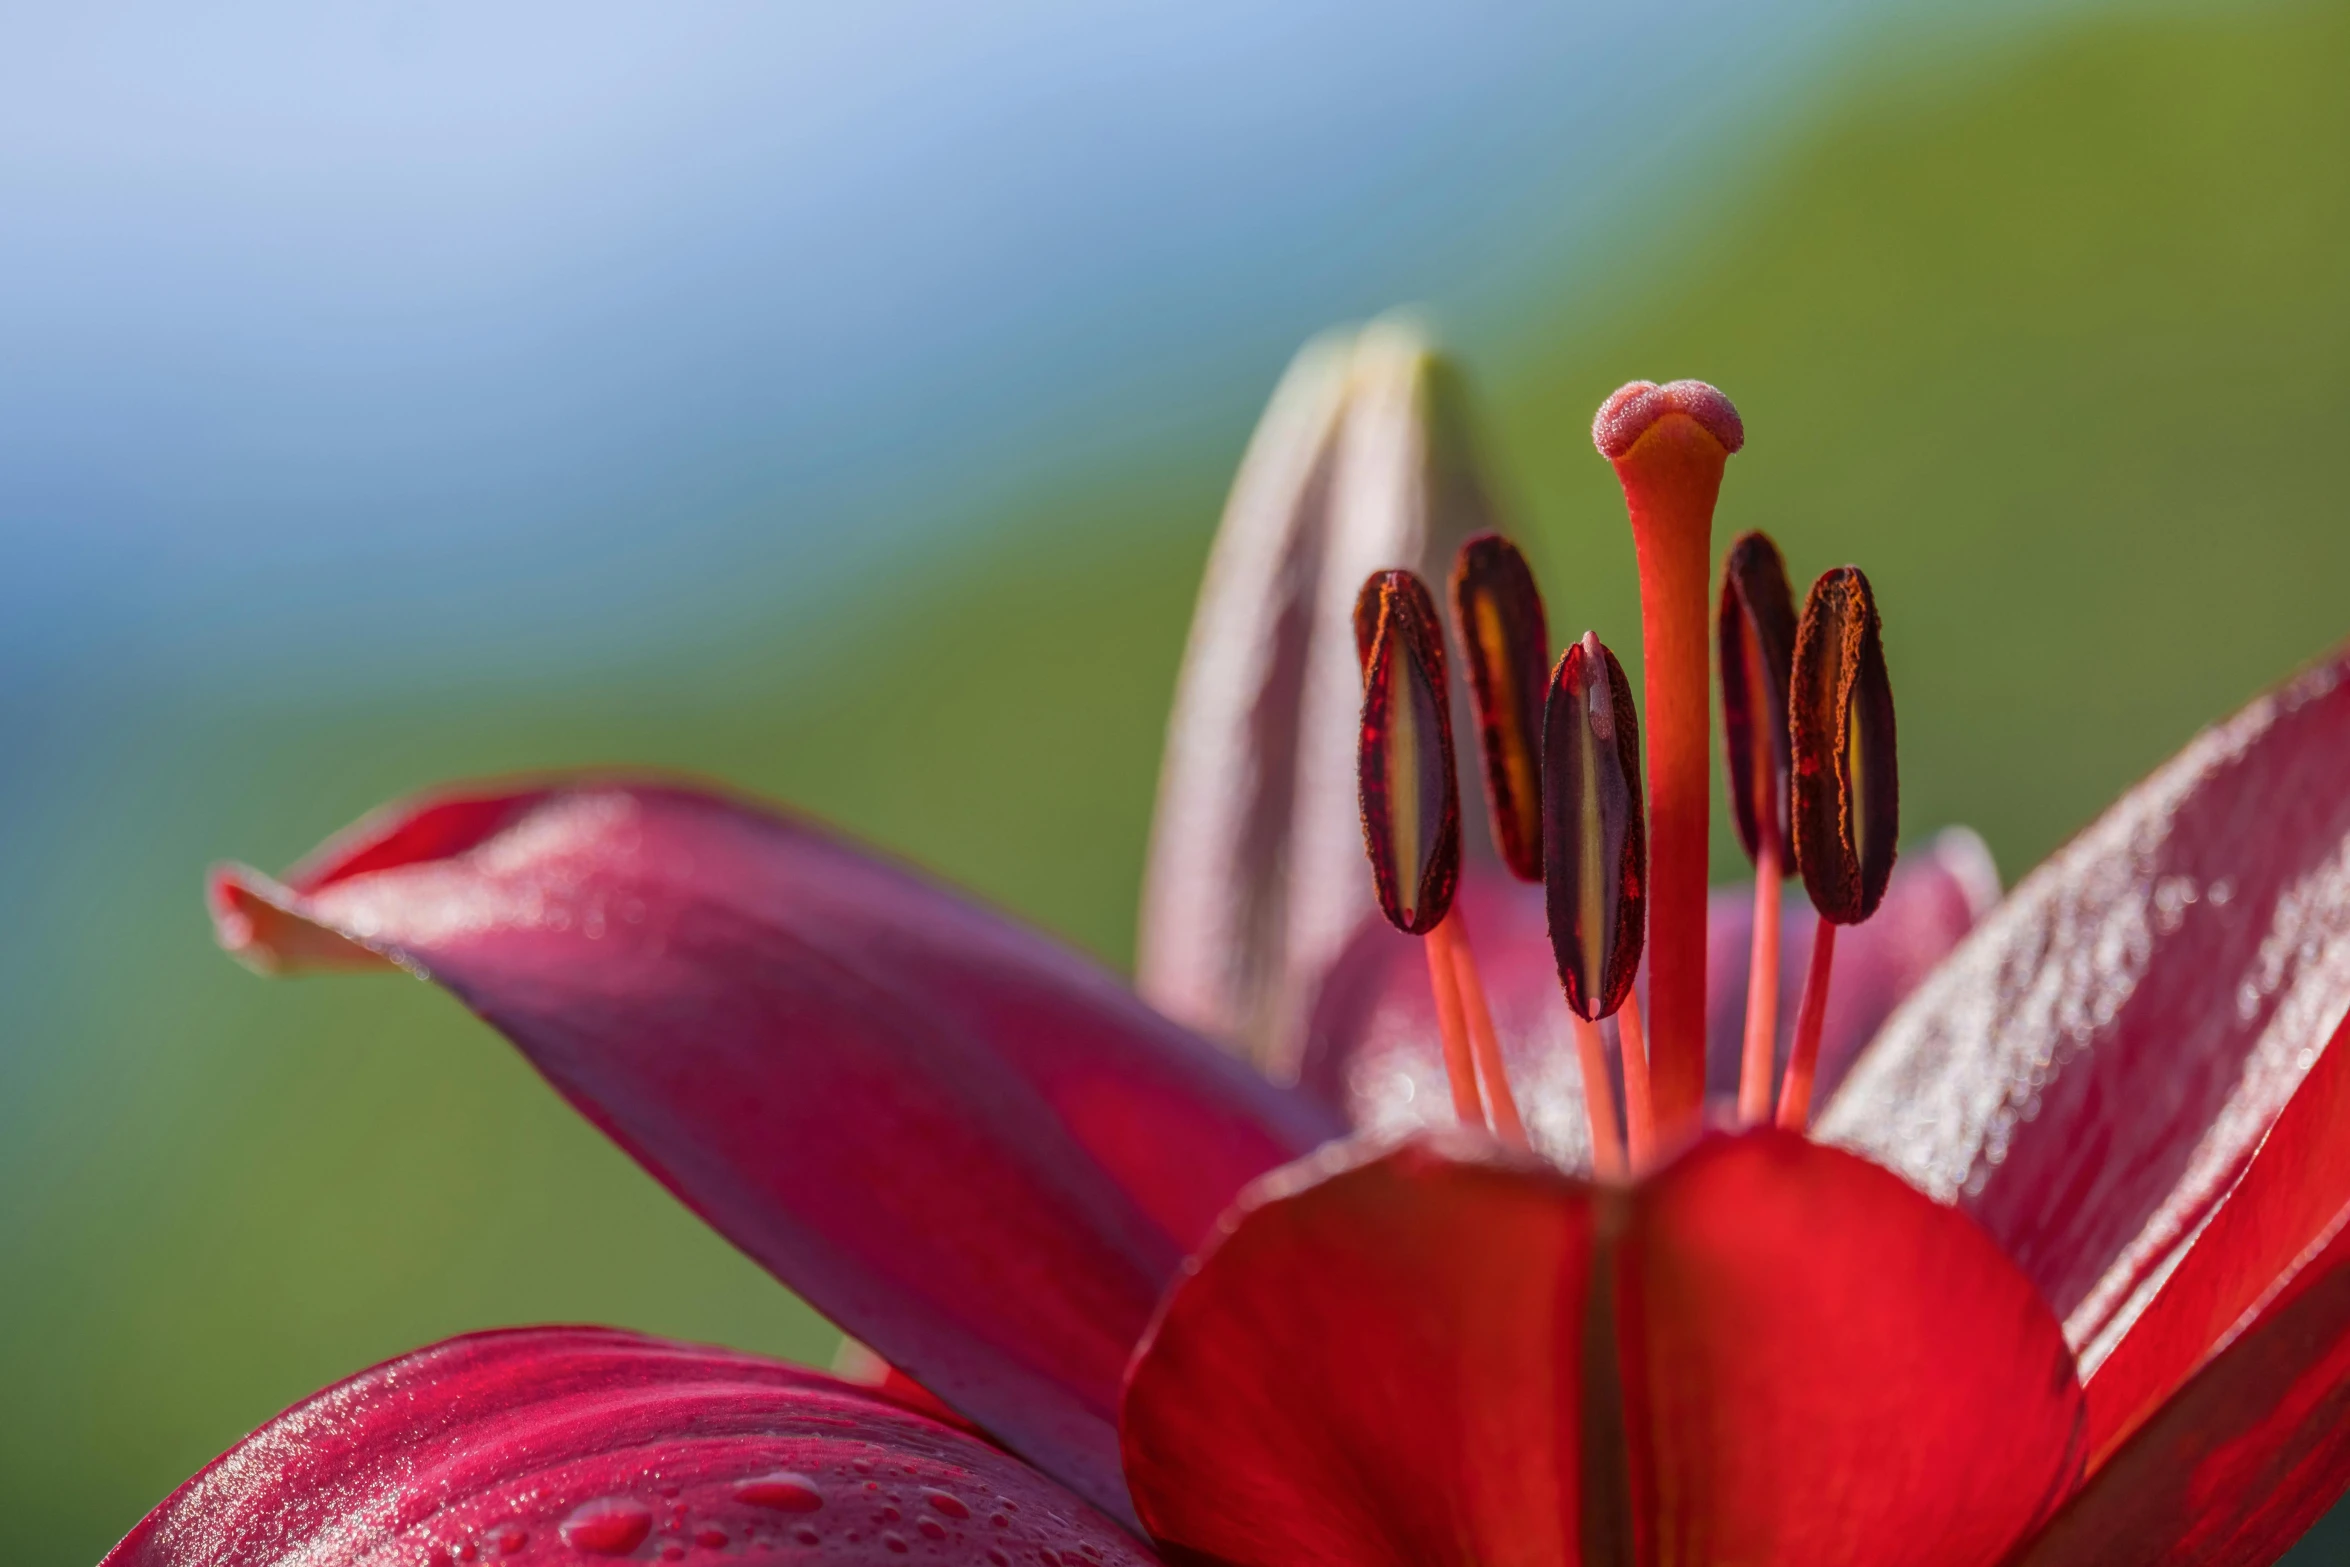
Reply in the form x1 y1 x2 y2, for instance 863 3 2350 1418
1542 631 1647 1175
1717 530 1798 1123
1776 922 1837 1130
1448 532 1551 883
1593 380 1743 1139
1776 565 1900 1128
1354 571 1462 937
1429 911 1530 1147
1616 988 1655 1170
1421 919 1485 1127
1354 569 1487 1129
1573 1016 1626 1179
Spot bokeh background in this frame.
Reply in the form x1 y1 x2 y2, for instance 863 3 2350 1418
4 1 2347 1559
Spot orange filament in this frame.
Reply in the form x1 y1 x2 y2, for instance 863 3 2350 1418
1776 921 1839 1129
1737 837 1784 1123
1570 1016 1626 1179
1616 988 1655 1171
1422 917 1485 1128
1431 913 1528 1147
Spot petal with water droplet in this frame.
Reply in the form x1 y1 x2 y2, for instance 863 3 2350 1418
209 780 1340 1524
103 1328 1157 1567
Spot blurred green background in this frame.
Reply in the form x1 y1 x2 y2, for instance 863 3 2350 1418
5 1 2350 1561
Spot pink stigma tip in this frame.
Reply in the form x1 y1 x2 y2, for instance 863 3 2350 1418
1592 380 1745 460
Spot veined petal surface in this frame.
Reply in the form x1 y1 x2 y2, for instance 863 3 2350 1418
1137 318 1504 1075
1823 648 2350 1369
2018 1215 2350 1567
1120 1131 2081 1567
210 779 1340 1521
105 1327 1158 1567
1301 835 1993 1165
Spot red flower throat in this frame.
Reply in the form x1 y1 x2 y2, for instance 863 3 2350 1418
1356 377 1892 1170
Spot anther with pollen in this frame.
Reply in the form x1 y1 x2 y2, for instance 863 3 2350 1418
1717 530 1799 1124
1450 532 1550 883
1777 564 1900 1129
1542 631 1650 1177
1353 569 1524 1144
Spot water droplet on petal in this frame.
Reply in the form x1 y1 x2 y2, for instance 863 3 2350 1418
561 1498 653 1556
735 1472 825 1512
794 1528 822 1546
987 1551 1011 1567
883 1533 909 1554
919 1520 947 1541
922 1489 970 1520
695 1527 729 1549
491 1524 528 1555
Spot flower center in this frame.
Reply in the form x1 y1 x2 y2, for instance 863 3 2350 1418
1353 382 1901 1173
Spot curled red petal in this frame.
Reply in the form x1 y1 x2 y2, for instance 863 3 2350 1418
1119 1130 2081 1567
1299 838 1993 1166
104 1327 1157 1567
1824 647 2350 1369
2085 1003 2350 1465
2015 1217 2350 1567
209 778 1340 1522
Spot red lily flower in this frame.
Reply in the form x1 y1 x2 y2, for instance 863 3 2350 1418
117 327 2350 1566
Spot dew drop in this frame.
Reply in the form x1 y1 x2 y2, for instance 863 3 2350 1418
491 1524 529 1555
659 1544 687 1563
735 1472 825 1512
455 1545 479 1564
696 1527 729 1549
881 1505 902 1523
1039 1550 1062 1566
987 1551 1012 1567
989 1514 1011 1530
561 1498 653 1556
794 1528 822 1547
919 1519 947 1541
922 1490 971 1520
883 1533 910 1554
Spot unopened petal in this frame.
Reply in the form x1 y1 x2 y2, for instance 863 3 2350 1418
1137 318 1507 1075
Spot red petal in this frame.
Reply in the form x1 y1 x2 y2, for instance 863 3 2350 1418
1119 1131 2081 1567
104 1327 1157 1567
1823 651 2350 1365
2015 1220 2350 1567
1300 836 1993 1164
210 779 1340 1522
2084 1004 2350 1464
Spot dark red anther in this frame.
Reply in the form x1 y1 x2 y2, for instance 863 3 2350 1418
1448 532 1550 883
1542 631 1646 1020
1789 565 1899 924
1355 570 1462 935
1717 530 1798 864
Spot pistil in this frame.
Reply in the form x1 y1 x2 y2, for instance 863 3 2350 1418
1594 382 1744 1139
1778 564 1899 1128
